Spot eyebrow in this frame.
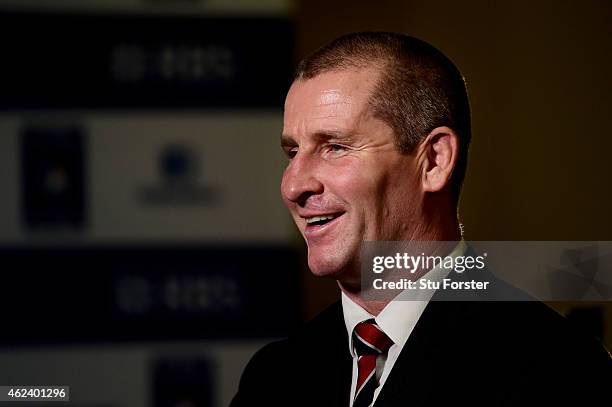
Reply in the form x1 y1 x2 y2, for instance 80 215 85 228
280 129 355 147
280 133 297 148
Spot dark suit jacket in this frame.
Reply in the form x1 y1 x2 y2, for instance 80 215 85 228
231 292 611 406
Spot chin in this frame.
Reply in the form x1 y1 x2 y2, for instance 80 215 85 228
307 249 360 284
307 250 344 276
308 257 340 278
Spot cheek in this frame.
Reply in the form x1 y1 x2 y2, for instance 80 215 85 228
382 168 421 222
326 162 386 208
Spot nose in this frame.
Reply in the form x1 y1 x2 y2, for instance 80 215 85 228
281 153 324 206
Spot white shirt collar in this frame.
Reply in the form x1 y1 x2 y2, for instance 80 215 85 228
341 240 468 356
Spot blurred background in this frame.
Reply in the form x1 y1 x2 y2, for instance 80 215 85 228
0 0 610 406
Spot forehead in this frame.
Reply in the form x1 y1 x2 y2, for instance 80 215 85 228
283 68 382 136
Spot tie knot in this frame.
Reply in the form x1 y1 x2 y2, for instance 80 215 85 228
353 319 393 356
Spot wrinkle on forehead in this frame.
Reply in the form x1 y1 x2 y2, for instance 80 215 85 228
284 91 352 122
284 68 382 135
319 89 349 105
313 89 355 119
312 104 354 121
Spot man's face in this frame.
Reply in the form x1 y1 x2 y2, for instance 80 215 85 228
281 68 423 286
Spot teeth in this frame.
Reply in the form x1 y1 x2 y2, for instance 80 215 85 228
306 215 336 224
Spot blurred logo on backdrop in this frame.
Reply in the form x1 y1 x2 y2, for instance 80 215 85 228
21 125 86 231
139 143 222 206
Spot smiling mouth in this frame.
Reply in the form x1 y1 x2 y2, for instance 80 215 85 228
304 213 345 229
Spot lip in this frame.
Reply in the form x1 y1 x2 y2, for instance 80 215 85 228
303 212 345 239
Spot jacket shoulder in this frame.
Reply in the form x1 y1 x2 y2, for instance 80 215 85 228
230 301 348 407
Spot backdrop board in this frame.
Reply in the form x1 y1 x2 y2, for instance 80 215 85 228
0 11 297 407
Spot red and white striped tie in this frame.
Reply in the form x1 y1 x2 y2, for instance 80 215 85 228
352 319 393 407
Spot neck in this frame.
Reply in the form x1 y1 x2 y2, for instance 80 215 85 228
339 204 461 316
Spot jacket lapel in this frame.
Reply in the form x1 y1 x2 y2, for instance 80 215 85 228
373 301 450 406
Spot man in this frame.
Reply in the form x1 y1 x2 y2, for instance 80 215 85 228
231 32 610 407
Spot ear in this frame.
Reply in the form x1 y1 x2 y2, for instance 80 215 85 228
420 126 459 193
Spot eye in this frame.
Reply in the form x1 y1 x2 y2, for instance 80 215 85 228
326 144 348 155
285 147 298 159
